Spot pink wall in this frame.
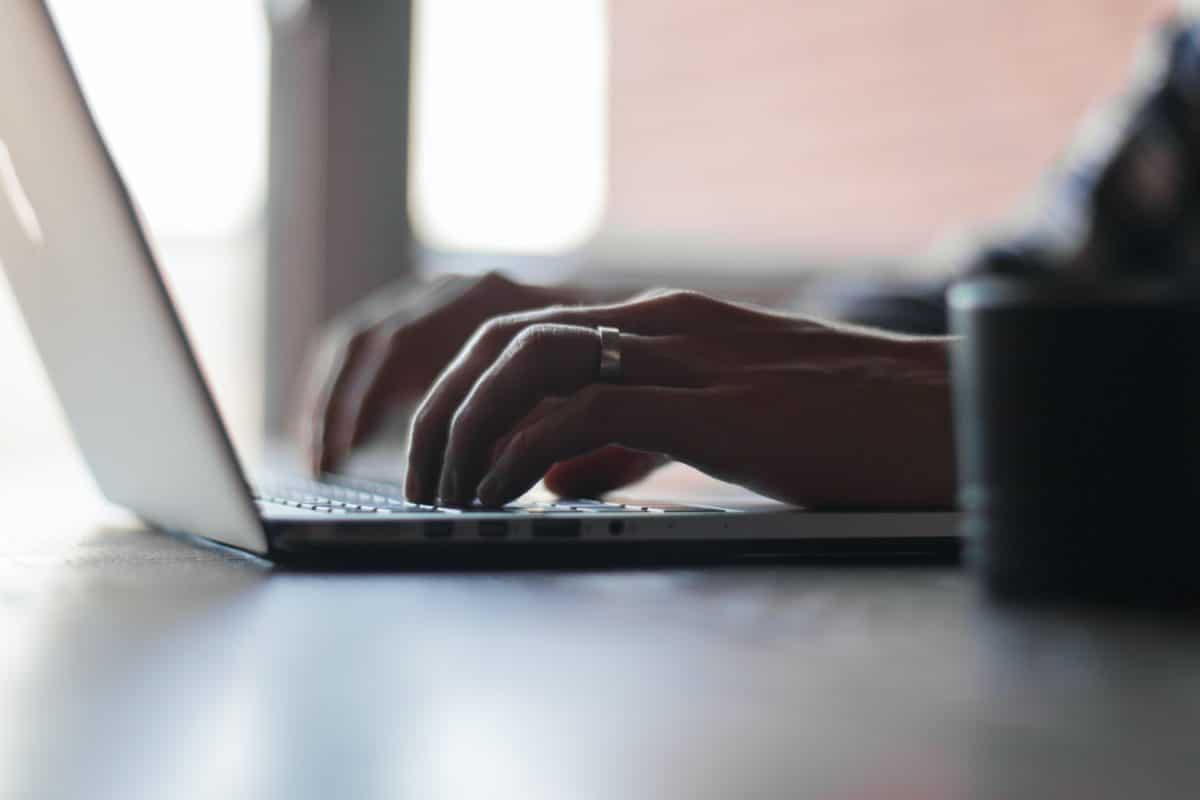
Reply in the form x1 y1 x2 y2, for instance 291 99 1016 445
607 0 1175 258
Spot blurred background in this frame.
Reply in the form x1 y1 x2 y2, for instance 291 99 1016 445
0 0 1174 477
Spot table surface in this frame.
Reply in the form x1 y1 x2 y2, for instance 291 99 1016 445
3 457 1200 800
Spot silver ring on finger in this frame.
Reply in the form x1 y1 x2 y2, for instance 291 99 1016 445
596 326 622 382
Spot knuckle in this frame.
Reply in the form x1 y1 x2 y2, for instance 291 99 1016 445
632 287 672 302
379 319 411 347
463 271 517 303
339 325 391 367
409 398 441 440
476 314 519 350
321 324 366 360
477 270 515 290
509 322 562 357
346 327 373 347
445 403 478 446
633 288 714 315
410 401 433 433
478 309 568 355
663 289 711 310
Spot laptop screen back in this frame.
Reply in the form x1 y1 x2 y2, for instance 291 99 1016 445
0 0 266 553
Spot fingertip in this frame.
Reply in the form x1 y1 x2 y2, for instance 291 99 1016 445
321 431 357 476
437 469 465 508
304 422 324 476
404 471 426 503
476 472 503 508
320 439 343 472
309 438 324 474
540 467 579 497
404 456 441 505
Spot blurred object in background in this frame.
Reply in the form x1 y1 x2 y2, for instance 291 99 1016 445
410 0 608 255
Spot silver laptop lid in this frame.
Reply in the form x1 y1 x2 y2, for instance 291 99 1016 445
0 0 267 554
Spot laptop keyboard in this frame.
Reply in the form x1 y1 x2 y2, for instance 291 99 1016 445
253 475 716 515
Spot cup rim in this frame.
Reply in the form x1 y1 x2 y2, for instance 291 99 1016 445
947 274 1200 311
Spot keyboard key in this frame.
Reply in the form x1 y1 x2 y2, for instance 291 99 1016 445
643 504 722 512
257 477 727 517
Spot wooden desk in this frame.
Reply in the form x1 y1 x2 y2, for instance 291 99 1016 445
3 458 1199 800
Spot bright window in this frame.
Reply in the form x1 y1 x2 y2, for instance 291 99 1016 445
409 0 609 254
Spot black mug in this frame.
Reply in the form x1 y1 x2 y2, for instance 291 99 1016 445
948 274 1200 605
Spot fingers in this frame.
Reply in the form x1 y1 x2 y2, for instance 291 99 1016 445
306 327 383 475
305 272 527 476
475 385 707 506
435 324 592 503
403 292 726 502
542 446 670 498
421 325 706 505
315 288 768 481
403 291 739 501
404 321 518 501
320 333 396 468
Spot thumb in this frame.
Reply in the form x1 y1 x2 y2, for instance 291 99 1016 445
542 446 669 499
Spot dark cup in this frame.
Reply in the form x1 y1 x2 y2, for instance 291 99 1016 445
948 275 1200 605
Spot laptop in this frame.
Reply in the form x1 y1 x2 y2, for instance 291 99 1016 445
0 0 959 563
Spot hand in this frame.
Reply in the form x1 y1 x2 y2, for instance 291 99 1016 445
300 272 659 494
301 272 553 474
405 290 957 509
